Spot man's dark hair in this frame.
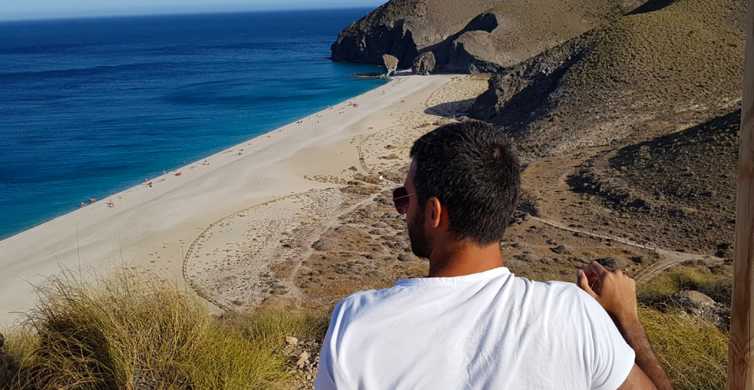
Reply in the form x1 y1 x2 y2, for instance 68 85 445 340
409 120 520 245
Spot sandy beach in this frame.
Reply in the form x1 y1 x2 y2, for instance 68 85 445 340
0 74 491 326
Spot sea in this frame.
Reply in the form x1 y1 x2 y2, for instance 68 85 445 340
0 9 384 240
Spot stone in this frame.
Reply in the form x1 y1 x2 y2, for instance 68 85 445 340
595 257 624 270
312 239 334 251
629 255 644 264
397 253 414 262
412 51 436 75
286 336 299 346
297 351 311 369
382 54 399 77
551 244 570 255
674 290 716 311
672 290 728 328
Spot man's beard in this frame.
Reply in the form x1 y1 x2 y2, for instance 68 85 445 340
408 209 431 259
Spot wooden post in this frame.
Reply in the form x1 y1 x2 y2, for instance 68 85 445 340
729 1 754 388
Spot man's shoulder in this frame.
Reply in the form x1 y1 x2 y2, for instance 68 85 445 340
514 278 599 317
518 277 590 300
332 285 407 320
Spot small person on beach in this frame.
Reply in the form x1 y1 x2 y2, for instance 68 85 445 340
315 121 672 390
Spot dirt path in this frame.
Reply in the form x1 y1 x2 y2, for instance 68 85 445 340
530 215 724 284
181 192 306 312
521 147 725 285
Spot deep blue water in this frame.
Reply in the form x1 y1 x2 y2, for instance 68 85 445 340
0 9 383 239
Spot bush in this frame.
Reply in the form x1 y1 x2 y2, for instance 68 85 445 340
641 306 728 390
2 272 327 390
0 270 731 390
639 266 731 308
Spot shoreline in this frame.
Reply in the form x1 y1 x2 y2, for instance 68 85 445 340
0 74 459 326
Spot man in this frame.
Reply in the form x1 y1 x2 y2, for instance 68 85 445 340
315 121 672 389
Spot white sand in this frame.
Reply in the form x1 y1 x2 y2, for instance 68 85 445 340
0 75 461 327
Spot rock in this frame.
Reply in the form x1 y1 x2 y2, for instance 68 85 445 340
331 1 426 65
331 0 626 72
397 253 415 262
412 51 436 75
551 244 570 255
629 255 644 264
382 54 399 77
312 239 334 251
715 241 732 258
447 30 503 73
297 351 311 369
469 36 591 121
676 290 716 309
672 290 728 328
286 336 299 346
595 257 624 270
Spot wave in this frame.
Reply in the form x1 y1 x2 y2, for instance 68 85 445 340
0 43 88 55
0 62 186 81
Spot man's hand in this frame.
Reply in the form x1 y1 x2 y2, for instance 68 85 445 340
577 261 639 325
577 261 673 390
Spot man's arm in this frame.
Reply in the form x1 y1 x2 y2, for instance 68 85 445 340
578 262 673 390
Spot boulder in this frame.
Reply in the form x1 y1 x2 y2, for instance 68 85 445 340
382 54 399 77
412 51 436 75
674 290 716 314
672 290 728 329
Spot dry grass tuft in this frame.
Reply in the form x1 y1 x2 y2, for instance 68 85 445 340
1 272 326 390
0 270 731 390
641 306 728 390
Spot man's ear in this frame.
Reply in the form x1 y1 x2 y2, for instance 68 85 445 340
427 197 442 229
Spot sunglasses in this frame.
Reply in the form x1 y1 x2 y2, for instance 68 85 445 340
392 186 415 214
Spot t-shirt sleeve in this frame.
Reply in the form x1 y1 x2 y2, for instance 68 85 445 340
314 300 350 390
579 290 636 390
314 325 337 390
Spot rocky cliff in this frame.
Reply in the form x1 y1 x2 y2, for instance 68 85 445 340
331 0 643 72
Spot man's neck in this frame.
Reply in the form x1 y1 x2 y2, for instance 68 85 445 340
428 241 505 277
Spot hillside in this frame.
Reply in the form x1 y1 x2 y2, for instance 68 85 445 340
569 110 740 256
471 0 745 156
331 0 642 71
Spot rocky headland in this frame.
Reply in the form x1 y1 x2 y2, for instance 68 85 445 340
331 0 645 72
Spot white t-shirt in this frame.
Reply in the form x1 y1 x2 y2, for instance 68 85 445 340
315 266 635 390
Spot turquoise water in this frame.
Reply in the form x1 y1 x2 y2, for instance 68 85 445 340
0 9 384 239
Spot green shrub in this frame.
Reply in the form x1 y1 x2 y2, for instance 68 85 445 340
639 266 731 307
